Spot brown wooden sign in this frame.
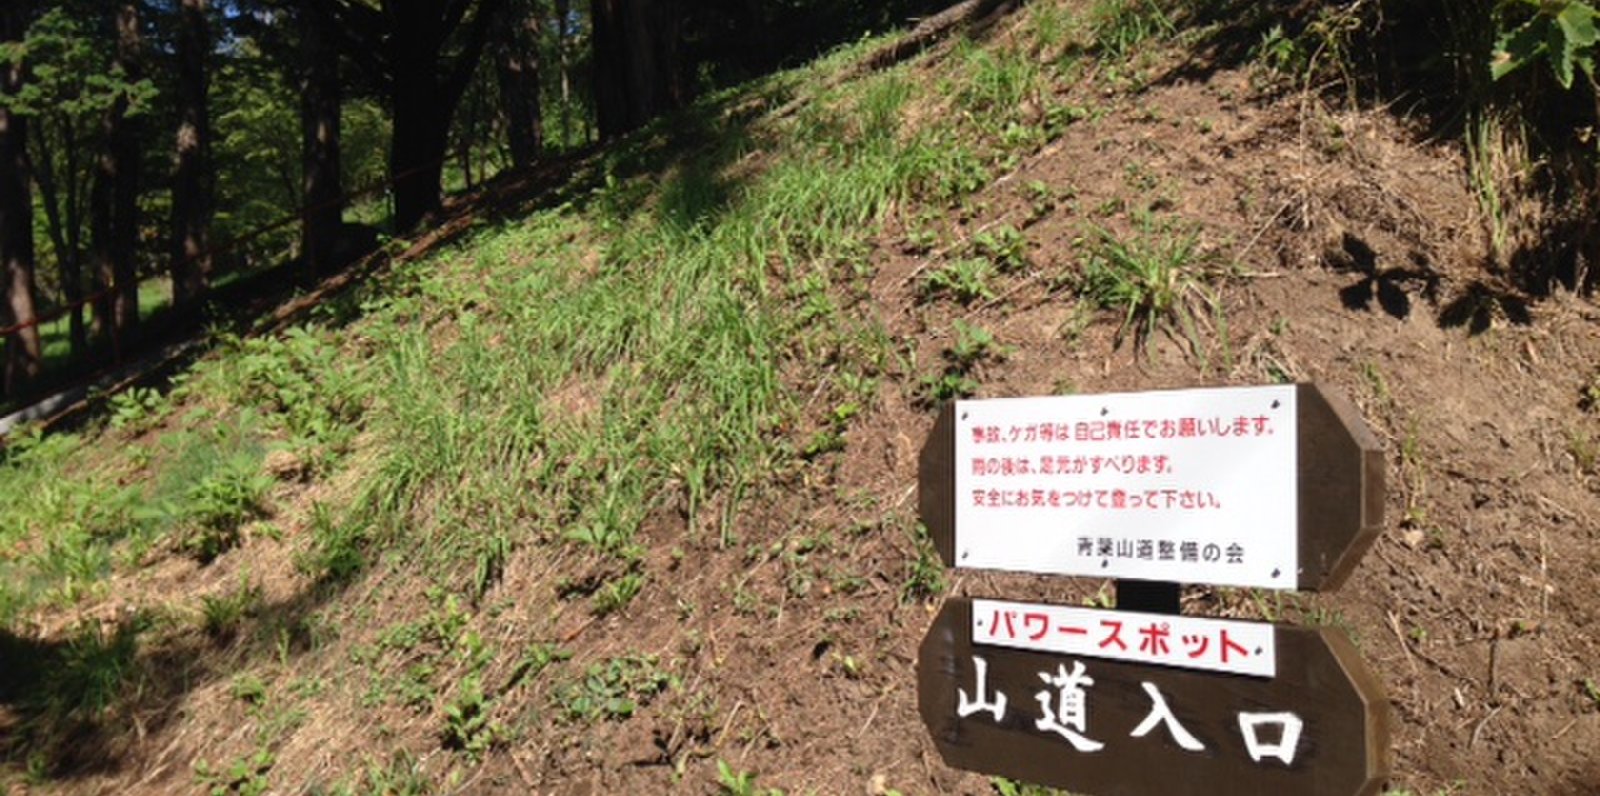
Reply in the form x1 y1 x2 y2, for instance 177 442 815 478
918 383 1383 591
918 598 1391 796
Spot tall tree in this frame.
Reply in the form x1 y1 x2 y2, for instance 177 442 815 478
169 0 212 308
298 0 341 275
19 7 141 359
0 0 41 396
592 0 683 139
316 0 505 232
496 0 543 170
90 3 146 347
555 0 573 147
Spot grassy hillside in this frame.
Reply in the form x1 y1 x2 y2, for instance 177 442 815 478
5 1 1600 794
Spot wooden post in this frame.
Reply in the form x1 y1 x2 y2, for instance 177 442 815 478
1116 579 1179 615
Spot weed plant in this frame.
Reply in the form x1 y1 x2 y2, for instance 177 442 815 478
1089 0 1177 59
717 760 787 796
1079 224 1228 365
550 655 676 723
441 674 502 761
924 258 999 304
917 320 1006 407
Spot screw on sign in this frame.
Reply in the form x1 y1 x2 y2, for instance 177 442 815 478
914 384 1391 796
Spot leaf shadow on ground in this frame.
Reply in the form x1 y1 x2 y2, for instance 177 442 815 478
0 581 345 782
1146 0 1597 317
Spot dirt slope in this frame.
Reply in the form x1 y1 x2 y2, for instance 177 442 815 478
9 4 1600 796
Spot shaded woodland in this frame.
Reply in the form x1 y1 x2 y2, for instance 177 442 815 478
0 0 948 408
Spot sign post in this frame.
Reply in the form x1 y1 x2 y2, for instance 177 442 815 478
915 384 1389 796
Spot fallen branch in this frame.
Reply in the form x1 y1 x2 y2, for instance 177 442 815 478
772 0 1020 120
857 0 1018 75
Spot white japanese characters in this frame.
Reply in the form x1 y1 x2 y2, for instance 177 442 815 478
956 655 1007 722
1033 661 1104 752
1130 682 1204 752
1239 711 1306 765
960 655 1305 766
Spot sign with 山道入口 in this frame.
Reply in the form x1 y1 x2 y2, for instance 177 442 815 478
918 383 1384 591
914 382 1390 796
919 598 1391 796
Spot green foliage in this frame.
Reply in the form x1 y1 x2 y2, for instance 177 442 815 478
1582 677 1600 707
992 776 1069 796
0 431 141 613
0 7 158 329
1254 24 1308 76
971 225 1031 273
1088 0 1177 59
201 577 263 641
907 134 991 204
1079 224 1225 361
441 674 502 761
716 760 786 796
175 451 275 562
295 502 370 585
39 619 144 719
1493 1 1598 89
902 522 948 603
107 387 171 432
1582 368 1600 411
802 396 861 459
230 674 269 708
956 40 1041 120
194 750 274 796
923 258 998 304
212 41 301 262
591 572 644 616
917 320 1005 407
506 642 572 690
550 655 676 723
917 370 980 405
0 9 156 118
947 319 1004 369
212 327 366 461
343 750 430 796
470 531 510 602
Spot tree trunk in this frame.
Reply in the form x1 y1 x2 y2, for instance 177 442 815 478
31 119 87 358
496 3 543 169
109 3 142 340
170 0 211 309
592 0 629 138
91 128 113 346
556 0 571 147
1 1 41 395
593 0 682 140
300 2 342 277
56 119 87 358
388 66 451 232
385 0 502 232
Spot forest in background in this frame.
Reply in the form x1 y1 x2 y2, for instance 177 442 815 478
0 0 949 411
1 1 1596 414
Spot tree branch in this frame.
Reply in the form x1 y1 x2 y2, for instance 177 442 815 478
440 0 504 107
305 0 389 84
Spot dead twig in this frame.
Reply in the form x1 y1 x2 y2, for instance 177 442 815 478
1468 704 1503 748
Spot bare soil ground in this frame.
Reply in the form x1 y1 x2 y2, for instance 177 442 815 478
8 7 1600 796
